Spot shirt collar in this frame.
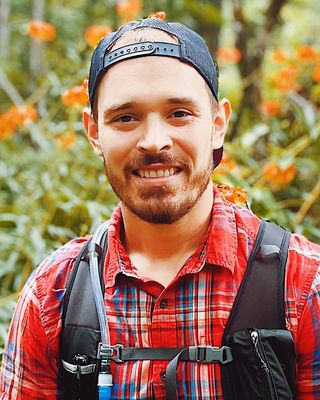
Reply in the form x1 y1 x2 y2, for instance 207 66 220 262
205 185 238 273
104 185 238 288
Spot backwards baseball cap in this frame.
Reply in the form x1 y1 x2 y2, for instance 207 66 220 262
88 17 223 167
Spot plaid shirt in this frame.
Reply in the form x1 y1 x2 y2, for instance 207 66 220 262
1 187 319 399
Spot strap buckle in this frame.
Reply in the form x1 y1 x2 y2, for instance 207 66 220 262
189 345 233 364
62 359 96 376
97 343 124 363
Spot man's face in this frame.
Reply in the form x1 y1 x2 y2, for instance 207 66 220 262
86 56 229 224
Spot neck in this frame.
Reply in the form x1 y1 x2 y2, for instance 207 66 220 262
121 183 213 260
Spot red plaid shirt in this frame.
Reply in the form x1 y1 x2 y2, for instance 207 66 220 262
1 187 319 399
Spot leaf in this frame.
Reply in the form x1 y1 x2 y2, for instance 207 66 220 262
240 123 270 148
288 92 317 131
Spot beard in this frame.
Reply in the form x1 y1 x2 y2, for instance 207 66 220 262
104 151 213 225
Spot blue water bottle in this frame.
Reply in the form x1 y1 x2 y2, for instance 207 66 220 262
98 371 113 400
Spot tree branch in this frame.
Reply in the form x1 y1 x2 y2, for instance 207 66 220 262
0 0 10 60
229 0 287 140
265 0 287 33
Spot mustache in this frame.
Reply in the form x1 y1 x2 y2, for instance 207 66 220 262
125 153 190 171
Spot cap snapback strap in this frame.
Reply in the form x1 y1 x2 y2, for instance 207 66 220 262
103 42 181 69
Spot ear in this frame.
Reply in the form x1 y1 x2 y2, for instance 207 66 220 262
212 98 231 149
83 107 103 156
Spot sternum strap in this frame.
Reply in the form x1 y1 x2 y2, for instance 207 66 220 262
118 345 232 363
62 344 232 400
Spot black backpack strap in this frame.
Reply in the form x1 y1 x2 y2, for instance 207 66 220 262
223 220 291 335
221 220 292 400
59 230 109 400
61 238 92 328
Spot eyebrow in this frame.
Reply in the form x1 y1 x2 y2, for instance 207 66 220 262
103 102 136 119
167 97 198 106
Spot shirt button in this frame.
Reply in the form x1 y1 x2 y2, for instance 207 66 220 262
160 371 166 381
160 299 168 309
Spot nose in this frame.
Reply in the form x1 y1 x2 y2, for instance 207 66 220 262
136 116 173 153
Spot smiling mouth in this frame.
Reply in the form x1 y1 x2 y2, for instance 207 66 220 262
134 167 180 178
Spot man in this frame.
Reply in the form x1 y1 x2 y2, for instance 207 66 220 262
1 16 319 400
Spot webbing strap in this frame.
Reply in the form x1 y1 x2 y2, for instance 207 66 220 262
165 349 186 400
62 359 96 375
165 346 232 400
118 345 232 363
62 345 232 377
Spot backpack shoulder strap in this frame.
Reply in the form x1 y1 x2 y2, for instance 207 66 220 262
61 238 91 327
58 230 109 399
223 220 291 337
62 230 108 329
59 230 108 366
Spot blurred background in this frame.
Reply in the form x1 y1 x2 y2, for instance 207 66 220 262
0 0 319 357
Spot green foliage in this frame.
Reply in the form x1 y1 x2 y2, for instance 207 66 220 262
184 0 222 25
0 124 118 354
0 0 319 358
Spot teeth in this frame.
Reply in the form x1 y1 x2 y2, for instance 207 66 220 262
156 170 164 177
150 171 157 178
137 168 177 178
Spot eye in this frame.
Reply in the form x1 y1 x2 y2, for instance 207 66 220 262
170 110 191 118
116 115 135 123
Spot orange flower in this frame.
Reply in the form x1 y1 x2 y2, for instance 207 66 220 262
270 66 300 93
277 66 300 81
0 113 16 139
282 165 297 185
7 105 38 127
216 47 242 63
56 131 77 149
217 184 234 201
312 65 320 83
217 185 248 205
61 79 89 107
271 49 289 63
296 45 317 62
275 80 297 93
262 162 297 187
148 11 166 20
28 20 56 42
261 100 281 117
231 187 248 205
85 25 112 48
0 105 38 140
116 0 142 22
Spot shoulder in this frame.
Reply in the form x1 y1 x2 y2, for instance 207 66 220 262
19 236 91 343
26 236 91 310
33 236 90 284
287 232 320 285
288 232 320 261
285 232 320 333
287 233 320 292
